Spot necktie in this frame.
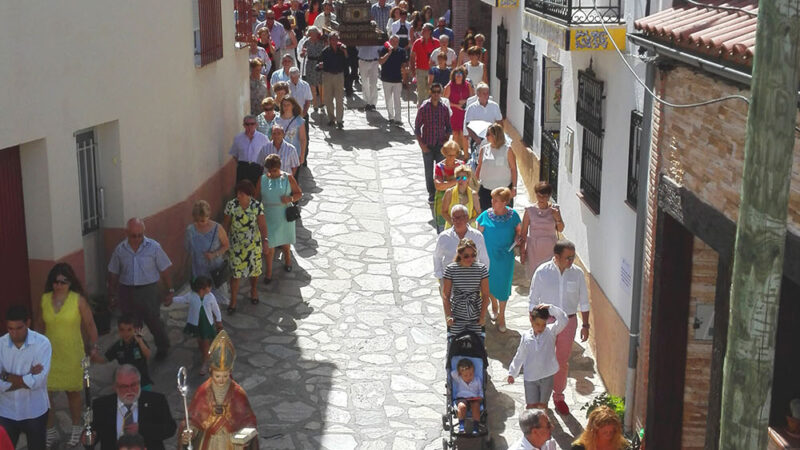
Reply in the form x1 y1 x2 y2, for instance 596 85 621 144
123 405 133 429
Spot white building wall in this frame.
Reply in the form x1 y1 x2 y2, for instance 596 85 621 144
489 0 658 327
0 1 249 259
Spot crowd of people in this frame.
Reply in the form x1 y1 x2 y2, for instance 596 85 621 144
0 0 632 448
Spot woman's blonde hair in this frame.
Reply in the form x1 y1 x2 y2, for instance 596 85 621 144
261 96 276 109
487 123 506 147
441 139 460 157
572 406 629 450
454 164 472 178
192 200 211 221
454 238 478 263
491 187 511 203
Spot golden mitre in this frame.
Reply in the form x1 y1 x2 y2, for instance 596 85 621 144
208 330 236 372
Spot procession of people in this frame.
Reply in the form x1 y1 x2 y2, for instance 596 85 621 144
0 1 608 449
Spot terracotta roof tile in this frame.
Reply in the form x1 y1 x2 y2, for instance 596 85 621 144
634 0 758 67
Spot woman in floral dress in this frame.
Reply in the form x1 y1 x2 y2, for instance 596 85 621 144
222 180 268 314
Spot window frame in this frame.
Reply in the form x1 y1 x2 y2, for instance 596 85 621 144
520 40 536 107
579 127 603 214
626 110 644 208
194 0 224 67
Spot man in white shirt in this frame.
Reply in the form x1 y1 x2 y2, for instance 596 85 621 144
313 0 338 29
229 115 270 186
463 82 503 140
433 205 490 281
508 409 560 450
0 306 52 449
429 35 457 68
528 239 590 416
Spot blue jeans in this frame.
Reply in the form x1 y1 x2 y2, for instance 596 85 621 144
422 143 445 200
0 410 48 450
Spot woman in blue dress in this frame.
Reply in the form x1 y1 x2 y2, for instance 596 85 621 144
185 200 231 305
258 154 302 282
476 187 521 333
276 97 307 166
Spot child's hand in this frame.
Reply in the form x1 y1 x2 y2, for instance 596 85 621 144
507 375 514 384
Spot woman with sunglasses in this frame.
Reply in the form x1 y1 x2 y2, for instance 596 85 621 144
441 238 490 340
476 187 522 332
441 164 480 228
34 263 99 447
433 140 464 228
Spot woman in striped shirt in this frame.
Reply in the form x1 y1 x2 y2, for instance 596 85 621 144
442 238 490 339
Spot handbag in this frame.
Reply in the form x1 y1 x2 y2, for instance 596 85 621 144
282 173 301 221
207 224 230 288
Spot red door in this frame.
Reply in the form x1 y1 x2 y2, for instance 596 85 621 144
0 146 32 324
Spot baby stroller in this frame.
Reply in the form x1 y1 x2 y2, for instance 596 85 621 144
442 331 493 449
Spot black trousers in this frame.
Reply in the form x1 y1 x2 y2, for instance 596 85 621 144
0 411 48 450
236 161 263 187
344 47 359 93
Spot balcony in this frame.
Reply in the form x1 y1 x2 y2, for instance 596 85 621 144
524 0 621 25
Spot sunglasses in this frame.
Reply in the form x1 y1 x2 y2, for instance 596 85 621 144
129 233 144 238
431 90 442 94
461 252 477 259
456 176 468 181
54 279 70 285
244 122 257 126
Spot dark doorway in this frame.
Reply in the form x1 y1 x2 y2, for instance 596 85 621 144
769 276 800 428
495 21 508 117
0 146 32 324
645 211 694 449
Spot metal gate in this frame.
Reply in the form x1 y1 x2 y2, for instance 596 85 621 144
496 20 508 117
76 130 101 235
539 130 559 200
0 146 32 320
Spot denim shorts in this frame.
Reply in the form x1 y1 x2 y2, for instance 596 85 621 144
524 375 554 405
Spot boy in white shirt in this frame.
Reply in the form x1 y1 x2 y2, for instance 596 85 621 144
507 304 567 410
451 358 483 434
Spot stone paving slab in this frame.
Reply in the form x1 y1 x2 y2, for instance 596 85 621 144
41 82 605 450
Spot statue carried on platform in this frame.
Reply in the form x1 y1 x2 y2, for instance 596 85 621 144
180 331 258 450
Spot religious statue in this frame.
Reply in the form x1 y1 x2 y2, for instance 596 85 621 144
180 331 258 450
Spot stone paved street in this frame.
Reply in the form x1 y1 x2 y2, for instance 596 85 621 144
47 85 605 450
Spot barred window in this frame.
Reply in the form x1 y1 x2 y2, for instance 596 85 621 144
576 66 604 136
540 130 559 201
193 0 224 66
579 128 603 214
626 110 644 207
523 105 534 147
520 40 536 107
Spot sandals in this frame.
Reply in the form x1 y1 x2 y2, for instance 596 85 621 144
284 264 293 272
68 425 82 447
227 305 237 315
250 297 259 305
46 427 59 448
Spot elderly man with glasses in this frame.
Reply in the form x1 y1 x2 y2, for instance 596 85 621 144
528 239 590 416
229 115 269 185
508 409 559 449
433 204 490 284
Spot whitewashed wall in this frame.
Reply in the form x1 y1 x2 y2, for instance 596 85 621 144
0 0 250 259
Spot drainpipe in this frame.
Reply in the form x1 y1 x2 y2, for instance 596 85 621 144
623 49 656 436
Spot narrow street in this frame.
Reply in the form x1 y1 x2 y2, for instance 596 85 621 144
56 87 605 450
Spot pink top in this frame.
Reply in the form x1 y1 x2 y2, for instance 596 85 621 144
524 204 558 278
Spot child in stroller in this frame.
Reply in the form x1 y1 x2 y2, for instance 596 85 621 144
443 331 492 449
452 358 483 434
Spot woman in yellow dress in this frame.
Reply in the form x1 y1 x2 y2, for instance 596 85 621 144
34 263 99 448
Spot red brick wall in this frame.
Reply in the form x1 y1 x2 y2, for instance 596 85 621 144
632 62 800 437
681 237 718 449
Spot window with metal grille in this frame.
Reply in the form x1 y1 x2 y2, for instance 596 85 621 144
540 130 559 201
523 105 534 147
193 0 224 66
76 131 100 235
580 128 603 213
626 110 643 207
234 0 255 48
520 40 536 107
576 65 604 136
496 22 508 81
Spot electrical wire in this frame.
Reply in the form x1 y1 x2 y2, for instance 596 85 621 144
684 0 758 18
597 5 800 134
597 9 751 108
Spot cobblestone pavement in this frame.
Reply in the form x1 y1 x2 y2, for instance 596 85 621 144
46 85 605 450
